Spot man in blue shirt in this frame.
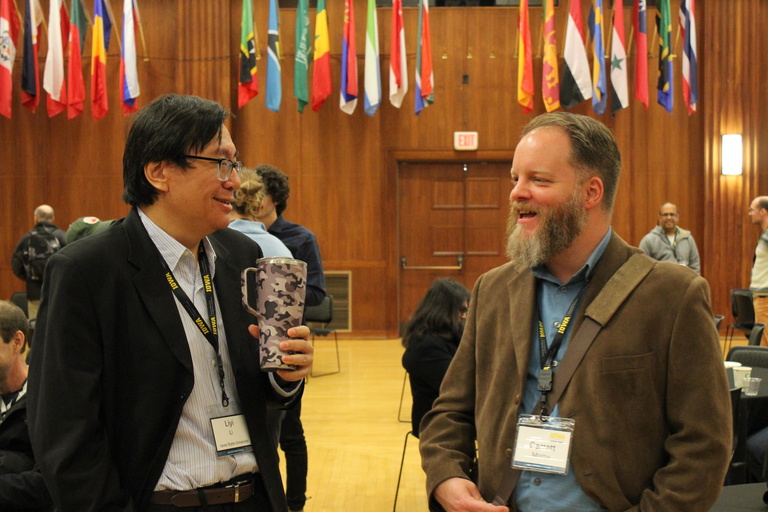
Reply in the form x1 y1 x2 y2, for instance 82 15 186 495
419 113 731 512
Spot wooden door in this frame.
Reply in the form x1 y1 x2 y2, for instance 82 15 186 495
398 162 512 330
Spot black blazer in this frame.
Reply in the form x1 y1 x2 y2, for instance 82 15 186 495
28 208 298 512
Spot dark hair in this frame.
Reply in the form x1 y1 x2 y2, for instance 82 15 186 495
255 164 290 217
0 301 28 344
522 112 622 213
122 94 231 207
402 279 471 349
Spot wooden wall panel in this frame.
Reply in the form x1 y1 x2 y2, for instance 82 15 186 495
1 0 764 337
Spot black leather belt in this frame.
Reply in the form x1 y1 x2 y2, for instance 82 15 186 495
151 478 255 507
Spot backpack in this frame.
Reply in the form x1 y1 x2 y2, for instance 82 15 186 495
23 227 62 282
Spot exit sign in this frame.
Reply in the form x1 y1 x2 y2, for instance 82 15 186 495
454 131 478 151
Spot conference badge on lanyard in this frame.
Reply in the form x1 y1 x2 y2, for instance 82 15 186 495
512 414 575 475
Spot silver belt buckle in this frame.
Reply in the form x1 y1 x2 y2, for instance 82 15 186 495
226 480 242 503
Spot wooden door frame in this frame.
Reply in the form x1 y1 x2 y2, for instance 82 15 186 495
385 150 516 336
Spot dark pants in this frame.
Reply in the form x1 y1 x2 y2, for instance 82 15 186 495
267 401 308 511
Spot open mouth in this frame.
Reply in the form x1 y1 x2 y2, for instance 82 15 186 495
214 198 232 206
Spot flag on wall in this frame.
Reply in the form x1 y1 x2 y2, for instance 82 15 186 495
21 0 44 112
311 0 331 111
541 0 559 112
68 0 89 118
561 0 591 109
632 0 649 108
588 0 606 115
44 0 70 117
294 0 310 112
120 0 139 114
389 0 407 108
265 0 281 112
414 0 433 115
610 0 628 114
238 0 258 108
91 0 112 120
0 0 20 118
517 0 533 113
339 0 357 115
679 0 697 114
656 0 673 113
363 0 380 116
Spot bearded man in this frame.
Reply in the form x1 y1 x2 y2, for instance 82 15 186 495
418 113 731 512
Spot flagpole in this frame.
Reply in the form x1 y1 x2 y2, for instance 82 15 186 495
627 25 634 57
606 4 613 59
536 0 544 58
252 0 261 60
133 0 150 61
80 0 92 25
104 0 122 52
672 23 680 59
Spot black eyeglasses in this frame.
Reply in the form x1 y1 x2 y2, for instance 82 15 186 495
183 154 244 182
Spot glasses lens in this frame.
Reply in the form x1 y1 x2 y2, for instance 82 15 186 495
218 160 233 181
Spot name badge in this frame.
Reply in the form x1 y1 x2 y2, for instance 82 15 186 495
511 414 574 475
210 414 253 456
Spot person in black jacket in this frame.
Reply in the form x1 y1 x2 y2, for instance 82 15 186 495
401 279 470 436
0 300 52 511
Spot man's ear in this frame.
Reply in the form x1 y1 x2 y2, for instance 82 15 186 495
584 176 604 210
144 162 171 193
11 330 25 353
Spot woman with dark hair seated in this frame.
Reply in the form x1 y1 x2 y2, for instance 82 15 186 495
402 278 470 437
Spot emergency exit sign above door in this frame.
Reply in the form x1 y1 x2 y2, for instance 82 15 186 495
454 131 478 151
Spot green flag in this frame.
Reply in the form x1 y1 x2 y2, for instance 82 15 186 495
294 0 310 112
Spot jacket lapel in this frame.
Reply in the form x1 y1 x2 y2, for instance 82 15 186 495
506 263 537 390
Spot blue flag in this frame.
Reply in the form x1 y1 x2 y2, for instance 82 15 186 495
265 0 281 112
588 0 607 115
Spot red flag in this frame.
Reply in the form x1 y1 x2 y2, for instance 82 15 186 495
68 0 88 119
633 0 649 108
541 0 559 112
517 0 533 113
0 0 21 118
311 0 331 111
91 0 112 120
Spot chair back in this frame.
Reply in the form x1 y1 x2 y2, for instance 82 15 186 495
715 315 725 331
749 323 767 346
305 295 333 325
726 345 768 368
732 289 756 326
10 291 28 318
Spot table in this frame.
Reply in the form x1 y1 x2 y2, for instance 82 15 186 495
711 483 768 511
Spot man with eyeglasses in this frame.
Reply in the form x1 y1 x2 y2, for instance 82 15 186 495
638 202 701 274
27 94 313 512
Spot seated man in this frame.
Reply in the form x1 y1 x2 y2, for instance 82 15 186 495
0 300 52 511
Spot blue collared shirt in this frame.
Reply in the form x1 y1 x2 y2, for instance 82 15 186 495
514 228 612 512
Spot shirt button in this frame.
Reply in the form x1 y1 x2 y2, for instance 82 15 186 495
559 286 567 293
533 478 542 486
212 359 217 366
553 321 560 328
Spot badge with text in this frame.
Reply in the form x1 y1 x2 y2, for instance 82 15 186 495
511 415 575 475
210 414 253 456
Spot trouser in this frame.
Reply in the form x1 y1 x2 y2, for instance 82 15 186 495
754 296 768 346
266 401 308 511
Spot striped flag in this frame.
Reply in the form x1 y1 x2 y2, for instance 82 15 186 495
0 0 20 118
339 0 357 115
68 0 89 118
363 0 381 116
517 0 533 113
43 0 70 117
91 0 112 120
294 0 310 112
561 0 591 109
632 0 649 108
656 0 673 113
265 0 281 112
679 0 697 114
120 0 139 114
311 0 331 111
588 0 607 115
238 0 258 108
21 0 44 112
414 0 433 115
610 0 628 114
389 0 407 108
541 0 559 112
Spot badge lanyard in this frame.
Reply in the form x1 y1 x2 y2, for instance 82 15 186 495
535 283 588 418
160 242 230 408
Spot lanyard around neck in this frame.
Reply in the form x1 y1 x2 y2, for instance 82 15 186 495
160 242 229 407
535 282 588 417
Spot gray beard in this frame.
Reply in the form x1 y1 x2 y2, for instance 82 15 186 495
505 192 587 268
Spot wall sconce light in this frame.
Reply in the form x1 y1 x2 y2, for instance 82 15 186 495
722 134 743 176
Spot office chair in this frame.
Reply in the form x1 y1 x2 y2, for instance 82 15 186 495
305 295 340 377
724 289 756 357
398 371 410 423
10 291 28 318
393 430 418 512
